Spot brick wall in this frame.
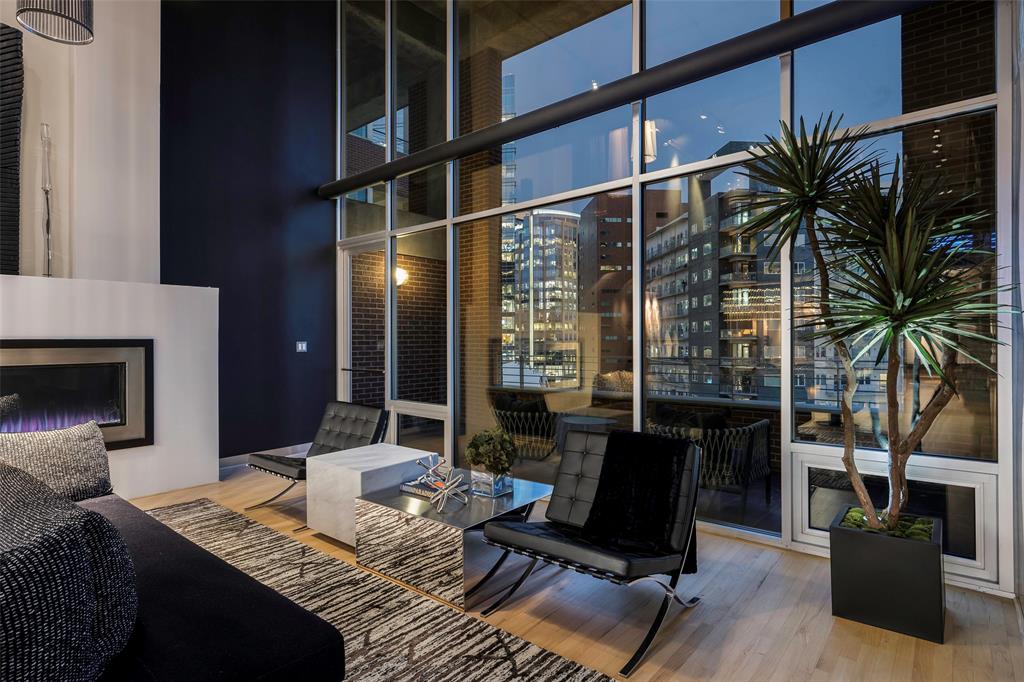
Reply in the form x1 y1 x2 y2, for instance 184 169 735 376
350 250 385 407
901 0 995 113
395 253 447 404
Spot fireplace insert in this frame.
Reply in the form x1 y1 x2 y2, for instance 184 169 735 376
0 339 153 449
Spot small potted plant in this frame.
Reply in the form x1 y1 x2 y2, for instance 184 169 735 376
464 428 515 497
739 114 1008 643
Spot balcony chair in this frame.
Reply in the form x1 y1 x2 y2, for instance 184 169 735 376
475 429 701 677
246 400 389 511
648 418 771 513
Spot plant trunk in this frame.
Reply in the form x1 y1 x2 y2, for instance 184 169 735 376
884 335 905 529
804 217 881 529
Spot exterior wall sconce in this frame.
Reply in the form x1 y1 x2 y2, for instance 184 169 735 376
394 266 409 287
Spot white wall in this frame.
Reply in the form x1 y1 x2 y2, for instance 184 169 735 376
0 275 218 498
0 0 160 283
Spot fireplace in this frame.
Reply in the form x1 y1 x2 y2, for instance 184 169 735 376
0 340 153 449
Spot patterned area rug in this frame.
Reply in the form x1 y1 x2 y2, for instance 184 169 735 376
149 499 611 682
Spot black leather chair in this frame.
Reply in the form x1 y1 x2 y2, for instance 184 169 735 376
246 401 389 511
478 430 701 677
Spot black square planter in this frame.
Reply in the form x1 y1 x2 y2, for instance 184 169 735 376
829 506 945 643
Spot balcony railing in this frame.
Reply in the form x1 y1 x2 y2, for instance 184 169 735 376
720 271 757 284
720 244 757 258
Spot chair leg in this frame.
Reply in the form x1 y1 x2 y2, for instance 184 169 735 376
244 480 301 511
466 549 511 598
481 557 538 617
620 571 699 677
292 524 309 533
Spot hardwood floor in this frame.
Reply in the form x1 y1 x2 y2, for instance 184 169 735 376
132 465 1024 681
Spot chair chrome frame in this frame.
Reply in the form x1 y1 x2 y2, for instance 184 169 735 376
479 440 704 675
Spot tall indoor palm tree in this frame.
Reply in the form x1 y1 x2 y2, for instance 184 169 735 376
739 116 1007 530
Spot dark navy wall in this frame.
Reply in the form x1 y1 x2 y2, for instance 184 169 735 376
160 1 336 458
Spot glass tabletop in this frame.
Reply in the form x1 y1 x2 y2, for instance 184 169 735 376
357 470 553 531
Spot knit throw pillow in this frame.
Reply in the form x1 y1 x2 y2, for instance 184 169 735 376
0 421 113 502
0 462 137 680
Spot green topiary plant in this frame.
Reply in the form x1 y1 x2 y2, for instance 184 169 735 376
465 428 516 477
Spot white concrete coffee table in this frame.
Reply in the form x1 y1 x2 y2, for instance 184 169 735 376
306 443 432 546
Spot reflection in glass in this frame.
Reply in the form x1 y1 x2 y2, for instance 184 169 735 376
457 108 631 215
643 60 778 172
457 191 633 485
808 467 976 560
457 1 630 135
455 1 631 215
395 0 446 156
396 163 446 228
343 182 386 238
793 112 997 460
349 247 386 409
395 228 447 404
397 413 445 457
343 0 386 176
645 0 778 68
795 1 995 127
643 168 781 535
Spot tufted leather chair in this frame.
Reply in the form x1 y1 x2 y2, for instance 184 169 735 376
485 429 699 578
480 428 701 676
248 401 389 482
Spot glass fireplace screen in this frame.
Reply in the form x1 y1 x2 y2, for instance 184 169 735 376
0 362 127 432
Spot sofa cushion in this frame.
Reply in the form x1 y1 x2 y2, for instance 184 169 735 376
0 462 137 681
0 420 113 501
79 495 345 681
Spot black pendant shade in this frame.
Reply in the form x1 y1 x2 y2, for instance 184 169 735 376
15 0 94 45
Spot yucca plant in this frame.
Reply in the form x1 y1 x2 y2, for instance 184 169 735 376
739 115 1007 531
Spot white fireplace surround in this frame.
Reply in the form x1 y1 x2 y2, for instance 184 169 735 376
0 276 218 498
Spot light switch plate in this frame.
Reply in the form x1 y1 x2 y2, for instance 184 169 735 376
296 341 308 352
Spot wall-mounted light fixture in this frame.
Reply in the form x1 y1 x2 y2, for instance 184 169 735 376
394 266 409 287
16 0 94 45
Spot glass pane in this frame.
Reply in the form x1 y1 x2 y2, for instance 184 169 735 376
645 0 778 68
395 0 446 156
457 1 631 135
343 0 386 176
643 168 781 535
349 247 386 408
643 59 778 172
343 182 387 238
397 413 445 457
808 467 977 560
457 190 634 485
457 108 631 215
395 228 447 404
793 112 997 461
396 163 446 228
795 1 995 128
0 364 125 431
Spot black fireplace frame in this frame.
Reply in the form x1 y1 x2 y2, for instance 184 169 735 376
0 339 154 450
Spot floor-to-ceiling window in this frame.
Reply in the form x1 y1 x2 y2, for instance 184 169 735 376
335 0 1011 592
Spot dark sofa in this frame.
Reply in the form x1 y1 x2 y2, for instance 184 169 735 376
0 422 345 681
82 494 345 681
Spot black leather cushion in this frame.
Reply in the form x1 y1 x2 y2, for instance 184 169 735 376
306 401 387 457
545 430 607 528
80 495 345 682
484 520 682 579
247 401 387 480
248 453 308 480
0 463 137 681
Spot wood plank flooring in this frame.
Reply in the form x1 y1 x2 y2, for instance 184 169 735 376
132 465 1024 681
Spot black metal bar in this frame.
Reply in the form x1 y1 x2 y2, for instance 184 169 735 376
318 0 934 200
481 557 538 616
466 548 511 598
244 479 301 511
620 570 681 677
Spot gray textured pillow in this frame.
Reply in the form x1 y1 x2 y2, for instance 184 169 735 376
0 462 138 681
0 421 113 502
